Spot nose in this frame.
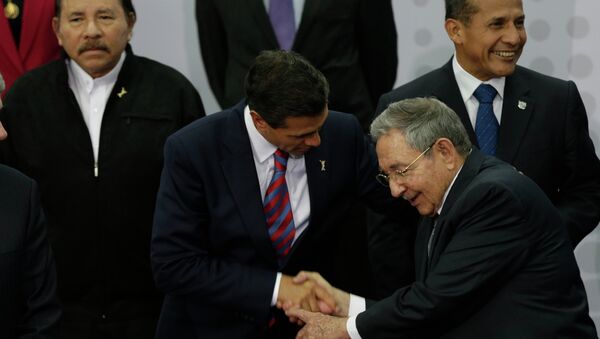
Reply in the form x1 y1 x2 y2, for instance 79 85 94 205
389 179 407 198
304 132 321 147
503 23 523 46
84 20 102 38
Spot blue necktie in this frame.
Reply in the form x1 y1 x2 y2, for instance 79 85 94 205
264 149 295 263
473 84 499 156
269 0 296 50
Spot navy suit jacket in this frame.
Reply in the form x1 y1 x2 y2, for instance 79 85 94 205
0 165 60 338
357 150 597 338
151 101 406 338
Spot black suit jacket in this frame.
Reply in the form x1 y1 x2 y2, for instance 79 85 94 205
357 150 597 338
151 101 408 338
377 59 600 245
0 164 60 339
196 0 397 129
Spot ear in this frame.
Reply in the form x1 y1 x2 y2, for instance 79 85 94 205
52 17 63 46
250 110 268 131
434 138 459 170
127 12 136 40
444 18 463 45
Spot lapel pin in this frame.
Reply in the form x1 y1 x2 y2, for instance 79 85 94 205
517 100 527 110
117 87 127 98
319 160 326 172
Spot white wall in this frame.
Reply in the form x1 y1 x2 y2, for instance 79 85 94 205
131 0 600 330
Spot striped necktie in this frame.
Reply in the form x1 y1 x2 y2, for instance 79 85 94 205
264 149 296 263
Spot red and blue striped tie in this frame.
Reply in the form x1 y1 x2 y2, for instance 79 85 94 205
264 149 296 263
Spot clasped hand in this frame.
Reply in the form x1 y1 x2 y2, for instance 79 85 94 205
278 271 351 338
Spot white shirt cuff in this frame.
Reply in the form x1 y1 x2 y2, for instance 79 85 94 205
346 294 366 339
271 272 282 306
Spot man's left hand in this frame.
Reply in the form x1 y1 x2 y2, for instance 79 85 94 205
286 307 350 339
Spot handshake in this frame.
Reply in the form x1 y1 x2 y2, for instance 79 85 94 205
277 271 353 339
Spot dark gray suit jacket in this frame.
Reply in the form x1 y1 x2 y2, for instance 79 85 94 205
0 164 60 339
357 150 597 338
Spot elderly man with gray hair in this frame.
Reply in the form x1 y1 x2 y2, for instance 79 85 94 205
284 97 597 338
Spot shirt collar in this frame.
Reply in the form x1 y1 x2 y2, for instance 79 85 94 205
452 55 505 102
67 51 127 93
436 161 465 216
244 105 278 164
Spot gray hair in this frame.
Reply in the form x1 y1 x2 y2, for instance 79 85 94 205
370 97 472 156
0 73 5 93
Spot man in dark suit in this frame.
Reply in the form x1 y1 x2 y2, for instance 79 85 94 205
151 50 408 338
287 97 598 339
369 0 600 297
1 75 60 339
197 0 400 296
0 0 205 338
196 0 397 130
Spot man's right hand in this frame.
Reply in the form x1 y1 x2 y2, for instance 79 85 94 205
292 271 350 317
277 274 337 315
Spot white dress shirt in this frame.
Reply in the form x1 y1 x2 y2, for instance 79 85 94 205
452 56 505 128
243 106 311 305
66 52 126 175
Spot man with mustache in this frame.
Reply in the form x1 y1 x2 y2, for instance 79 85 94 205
369 0 600 298
0 0 205 338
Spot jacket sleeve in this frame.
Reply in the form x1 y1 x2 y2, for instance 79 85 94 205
151 134 275 325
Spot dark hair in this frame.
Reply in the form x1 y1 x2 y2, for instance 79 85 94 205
55 0 136 18
245 50 329 128
445 0 478 24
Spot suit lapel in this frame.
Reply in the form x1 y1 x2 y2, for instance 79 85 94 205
496 69 534 163
249 0 279 48
286 142 331 256
425 150 485 268
293 0 319 49
432 60 479 145
415 217 432 281
222 103 277 265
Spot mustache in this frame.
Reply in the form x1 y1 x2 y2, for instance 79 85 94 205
78 41 109 54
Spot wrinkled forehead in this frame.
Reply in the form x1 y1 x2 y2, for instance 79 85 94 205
58 0 125 16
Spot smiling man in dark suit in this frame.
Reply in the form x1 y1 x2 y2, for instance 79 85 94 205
286 97 597 339
151 50 409 338
370 0 600 298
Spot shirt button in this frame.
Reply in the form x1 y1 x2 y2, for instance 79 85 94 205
101 314 107 320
